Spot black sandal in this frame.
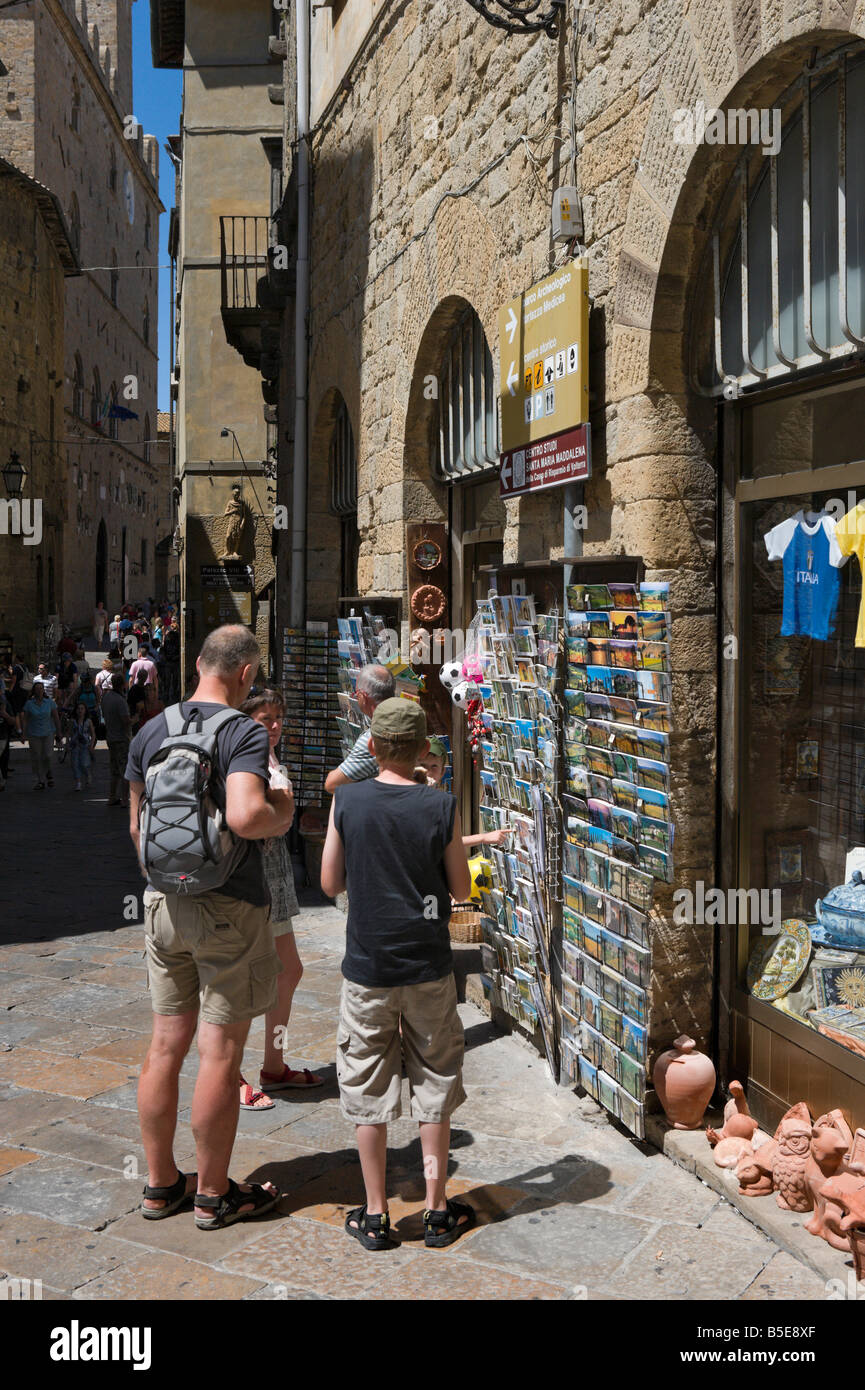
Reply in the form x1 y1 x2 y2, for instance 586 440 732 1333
141 1169 196 1221
344 1204 395 1251
423 1197 476 1248
194 1177 280 1230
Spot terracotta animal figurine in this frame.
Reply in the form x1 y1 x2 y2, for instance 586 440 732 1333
737 1138 778 1197
805 1112 854 1251
822 1175 865 1283
773 1116 815 1212
707 1081 759 1151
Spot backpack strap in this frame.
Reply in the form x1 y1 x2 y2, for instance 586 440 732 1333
163 703 247 738
163 704 188 737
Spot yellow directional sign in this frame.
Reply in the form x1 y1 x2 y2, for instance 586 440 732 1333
498 259 589 454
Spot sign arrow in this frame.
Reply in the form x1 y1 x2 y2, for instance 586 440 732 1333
505 307 517 344
500 454 512 486
506 361 519 396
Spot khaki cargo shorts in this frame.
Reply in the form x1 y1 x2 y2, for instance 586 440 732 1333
336 973 466 1125
143 888 281 1026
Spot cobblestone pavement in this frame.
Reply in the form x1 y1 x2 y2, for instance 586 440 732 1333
0 742 830 1301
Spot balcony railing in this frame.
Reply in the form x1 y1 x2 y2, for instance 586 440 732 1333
220 215 270 312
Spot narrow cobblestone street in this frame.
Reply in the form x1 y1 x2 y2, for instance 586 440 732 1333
0 739 830 1301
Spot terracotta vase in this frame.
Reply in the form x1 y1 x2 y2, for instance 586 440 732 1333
653 1035 716 1130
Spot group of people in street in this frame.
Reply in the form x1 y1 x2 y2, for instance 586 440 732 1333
0 596 180 795
128 626 477 1248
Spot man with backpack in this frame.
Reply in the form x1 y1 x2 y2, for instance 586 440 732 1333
126 624 295 1230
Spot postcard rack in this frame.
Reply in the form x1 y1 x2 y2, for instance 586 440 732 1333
280 621 342 807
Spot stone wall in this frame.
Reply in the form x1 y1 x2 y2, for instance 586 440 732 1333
0 1 163 627
299 0 865 1063
0 175 67 661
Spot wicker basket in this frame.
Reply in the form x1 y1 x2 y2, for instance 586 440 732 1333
448 902 483 944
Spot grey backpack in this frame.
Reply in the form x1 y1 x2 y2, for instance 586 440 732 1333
139 704 248 895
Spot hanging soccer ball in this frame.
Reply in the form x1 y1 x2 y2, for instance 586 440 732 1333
439 660 463 690
450 679 479 709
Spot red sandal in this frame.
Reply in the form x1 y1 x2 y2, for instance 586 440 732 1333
260 1064 324 1090
239 1076 275 1110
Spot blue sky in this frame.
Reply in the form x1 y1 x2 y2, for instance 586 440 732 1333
131 1 181 413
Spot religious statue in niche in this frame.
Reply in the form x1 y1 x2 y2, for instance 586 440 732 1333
220 484 249 562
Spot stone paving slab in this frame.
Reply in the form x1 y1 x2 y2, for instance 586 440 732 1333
0 1210 140 1292
73 1250 265 1300
0 1155 142 1230
0 1047 136 1100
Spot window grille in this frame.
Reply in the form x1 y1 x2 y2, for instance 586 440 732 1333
329 396 357 517
710 47 865 395
434 306 498 480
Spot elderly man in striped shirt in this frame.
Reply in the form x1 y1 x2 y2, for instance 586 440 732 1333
324 664 395 793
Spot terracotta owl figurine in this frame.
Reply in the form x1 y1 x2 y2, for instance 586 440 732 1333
774 1117 814 1213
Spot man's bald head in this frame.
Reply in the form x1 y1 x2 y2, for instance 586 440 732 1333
197 624 261 678
356 664 395 706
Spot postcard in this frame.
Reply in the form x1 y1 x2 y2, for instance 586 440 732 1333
563 874 585 916
609 610 640 641
619 1053 646 1103
586 719 612 749
605 896 624 939
563 906 584 949
513 594 537 629
636 728 669 761
621 1015 648 1062
609 583 639 610
516 660 537 687
639 815 672 852
627 865 654 912
637 610 669 643
585 612 610 639
599 1000 624 1049
612 778 640 813
588 773 614 805
638 843 673 882
562 937 582 983
491 634 517 678
580 985 602 1032
587 638 611 667
565 688 587 720
622 903 650 949
563 813 593 846
562 973 580 1017
599 963 624 1012
617 1086 645 1138
566 636 588 668
611 804 641 845
585 584 612 610
586 746 615 778
566 584 587 610
639 582 670 611
567 666 587 692
579 1055 600 1100
609 832 639 865
600 926 625 976
622 940 651 990
635 700 671 733
581 954 603 997
567 610 590 639
635 757 668 793
580 1022 603 1069
637 641 669 671
637 785 670 823
582 916 603 961
621 980 648 1026
609 638 638 670
606 857 628 901
637 669 672 703
588 798 614 834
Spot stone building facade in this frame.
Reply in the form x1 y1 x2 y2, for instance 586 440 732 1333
0 1 166 630
152 0 284 688
0 160 77 659
270 0 865 1130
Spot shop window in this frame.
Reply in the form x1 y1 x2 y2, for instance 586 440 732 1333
433 305 498 481
732 374 865 1077
711 47 865 394
329 395 359 596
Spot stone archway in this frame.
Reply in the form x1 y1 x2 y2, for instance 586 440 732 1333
605 4 865 1056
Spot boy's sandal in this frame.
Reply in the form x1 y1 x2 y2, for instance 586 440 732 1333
423 1197 476 1248
260 1064 324 1090
239 1079 275 1110
194 1178 280 1230
141 1169 197 1221
344 1204 396 1251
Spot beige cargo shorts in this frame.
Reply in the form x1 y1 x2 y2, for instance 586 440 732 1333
143 888 281 1026
336 973 466 1125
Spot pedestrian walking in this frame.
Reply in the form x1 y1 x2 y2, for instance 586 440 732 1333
127 668 149 732
320 697 474 1251
102 672 131 806
129 644 158 692
32 662 58 699
0 687 16 789
67 701 96 791
236 686 323 1111
137 681 164 730
18 680 61 790
108 613 122 654
127 624 294 1229
323 664 395 794
93 600 108 648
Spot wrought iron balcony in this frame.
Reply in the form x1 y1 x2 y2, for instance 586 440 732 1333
219 215 293 370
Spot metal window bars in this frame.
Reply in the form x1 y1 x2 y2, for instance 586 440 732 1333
708 46 865 397
219 216 271 312
435 306 499 480
329 397 357 517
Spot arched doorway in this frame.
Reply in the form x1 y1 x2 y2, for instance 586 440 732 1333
95 519 107 608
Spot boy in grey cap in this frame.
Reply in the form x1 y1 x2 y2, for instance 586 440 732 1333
321 697 474 1251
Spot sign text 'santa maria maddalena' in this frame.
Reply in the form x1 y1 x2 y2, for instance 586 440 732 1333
498 259 590 497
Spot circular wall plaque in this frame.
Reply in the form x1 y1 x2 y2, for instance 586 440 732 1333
413 538 442 571
410 583 446 624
